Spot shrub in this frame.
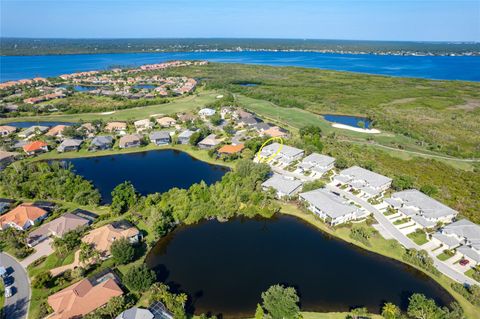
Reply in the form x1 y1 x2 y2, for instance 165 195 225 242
110 238 136 265
123 264 156 292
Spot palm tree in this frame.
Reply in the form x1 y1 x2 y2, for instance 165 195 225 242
382 302 401 319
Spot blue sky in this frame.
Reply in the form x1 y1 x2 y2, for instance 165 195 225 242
1 0 479 41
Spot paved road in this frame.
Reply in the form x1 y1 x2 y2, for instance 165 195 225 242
20 238 53 268
326 184 478 286
0 253 30 319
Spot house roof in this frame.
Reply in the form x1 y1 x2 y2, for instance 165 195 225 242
338 166 392 188
82 222 139 254
300 188 357 219
58 139 83 148
443 219 480 249
91 135 114 146
105 122 127 131
218 144 245 154
46 125 68 137
198 108 216 116
0 125 16 133
116 307 154 319
28 213 90 243
119 134 142 146
156 117 176 126
263 126 288 138
261 142 303 158
299 153 335 169
262 174 303 196
0 150 18 161
23 140 48 152
48 277 123 319
432 232 462 248
178 129 195 139
198 134 222 146
457 246 480 263
392 189 457 219
0 204 48 229
149 131 171 140
134 119 151 127
20 125 49 136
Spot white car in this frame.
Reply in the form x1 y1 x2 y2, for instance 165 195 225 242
4 285 13 298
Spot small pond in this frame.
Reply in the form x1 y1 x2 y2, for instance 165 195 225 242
64 149 229 203
59 84 99 92
323 114 371 128
146 215 453 318
134 84 156 90
5 121 75 128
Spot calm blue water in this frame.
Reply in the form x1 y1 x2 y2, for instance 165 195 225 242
323 114 371 128
134 84 156 89
59 84 98 92
5 121 75 128
1 51 479 82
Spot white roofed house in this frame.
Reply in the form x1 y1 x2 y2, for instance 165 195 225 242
149 131 171 146
198 108 216 119
333 166 392 198
298 153 335 177
432 220 480 266
384 189 458 231
299 188 364 226
57 138 83 152
177 129 195 145
134 119 153 132
197 134 222 149
262 174 303 198
89 135 114 151
259 143 304 166
18 125 49 139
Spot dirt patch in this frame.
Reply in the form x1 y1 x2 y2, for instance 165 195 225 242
448 99 480 111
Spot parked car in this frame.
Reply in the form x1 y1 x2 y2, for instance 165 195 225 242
459 259 470 266
0 266 7 278
4 285 13 298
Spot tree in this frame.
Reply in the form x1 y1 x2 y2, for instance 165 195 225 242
334 157 349 169
124 264 156 292
261 284 300 319
255 304 265 319
53 230 82 255
79 242 100 265
351 307 368 319
32 272 52 289
407 293 443 319
420 185 438 197
111 181 138 215
100 295 128 318
392 175 414 191
110 238 135 264
382 302 401 319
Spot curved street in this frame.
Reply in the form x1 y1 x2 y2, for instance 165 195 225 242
0 252 30 319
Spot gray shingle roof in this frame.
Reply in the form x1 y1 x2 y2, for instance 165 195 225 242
300 188 358 219
392 189 457 219
262 174 303 196
91 135 114 147
338 166 392 188
149 131 170 140
116 307 154 319
299 153 335 170
261 143 304 159
443 219 480 249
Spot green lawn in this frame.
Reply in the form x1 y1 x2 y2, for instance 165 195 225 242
393 217 411 225
28 251 76 278
407 230 428 245
0 280 4 315
437 251 455 261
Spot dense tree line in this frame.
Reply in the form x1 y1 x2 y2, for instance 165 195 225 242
0 162 101 206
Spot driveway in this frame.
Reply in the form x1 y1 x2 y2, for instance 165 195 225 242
0 253 30 319
20 238 54 268
326 184 478 286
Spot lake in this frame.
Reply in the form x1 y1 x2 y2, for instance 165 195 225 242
64 149 229 203
323 114 371 128
59 84 99 92
5 121 75 128
145 215 453 318
1 51 479 82
134 84 156 90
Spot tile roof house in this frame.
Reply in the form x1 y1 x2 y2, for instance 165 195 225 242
119 134 143 149
262 174 303 198
57 138 83 152
48 276 123 319
116 307 155 319
149 131 171 145
259 143 304 166
82 222 140 257
23 140 48 155
134 119 153 132
385 190 458 229
90 135 114 151
300 188 364 226
197 134 222 149
45 125 68 138
298 153 336 176
334 166 392 198
0 125 17 137
0 203 48 231
261 126 289 138
105 122 127 133
177 129 195 144
177 113 196 123
27 213 91 247
156 117 177 127
18 125 49 139
218 144 245 155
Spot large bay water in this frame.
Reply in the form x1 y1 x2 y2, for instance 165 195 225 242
146 215 453 318
64 149 229 203
1 51 479 81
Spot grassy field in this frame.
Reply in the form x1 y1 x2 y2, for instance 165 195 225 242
407 230 429 245
0 280 4 315
278 202 480 319
0 90 218 124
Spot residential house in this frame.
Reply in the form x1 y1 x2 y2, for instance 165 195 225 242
134 119 153 132
156 117 176 127
333 166 392 198
0 151 18 170
116 307 155 319
198 134 222 149
177 129 195 144
57 139 83 152
432 219 480 265
385 189 458 229
300 188 364 226
217 144 245 155
78 123 97 137
18 125 49 139
90 135 114 151
27 213 91 247
47 276 123 319
298 153 335 177
0 125 16 137
149 131 171 145
253 122 271 133
259 142 304 166
119 134 142 149
148 301 174 319
0 203 48 231
45 125 68 138
105 122 127 134
198 108 216 119
235 109 254 119
23 140 48 155
261 126 289 138
220 107 234 119
82 222 140 257
262 174 303 198
238 116 258 127
177 113 196 123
